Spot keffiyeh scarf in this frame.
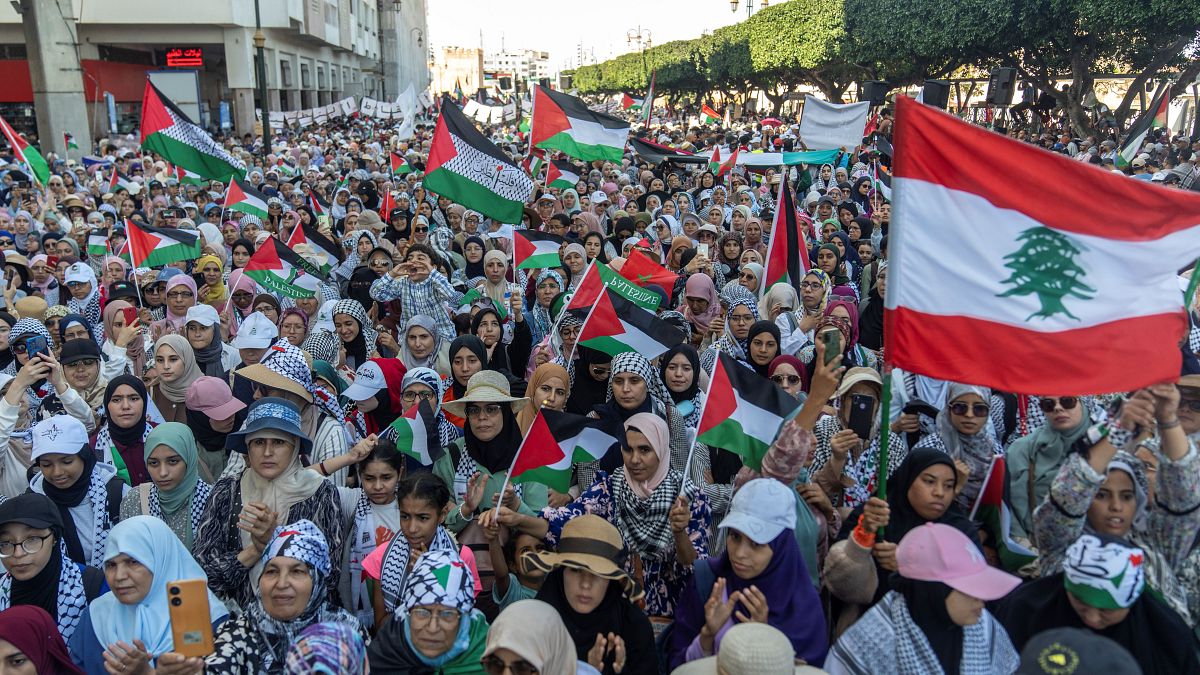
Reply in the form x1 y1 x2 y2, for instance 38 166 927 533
378 524 458 613
0 543 88 641
611 467 682 561
146 480 213 548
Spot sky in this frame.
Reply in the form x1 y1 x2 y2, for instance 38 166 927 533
426 0 750 72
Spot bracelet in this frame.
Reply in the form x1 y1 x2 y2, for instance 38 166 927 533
459 503 475 522
317 461 328 476
1159 418 1181 430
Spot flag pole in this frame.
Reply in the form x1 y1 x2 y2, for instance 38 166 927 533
1185 258 1200 311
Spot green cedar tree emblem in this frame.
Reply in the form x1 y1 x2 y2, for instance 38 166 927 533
997 226 1095 320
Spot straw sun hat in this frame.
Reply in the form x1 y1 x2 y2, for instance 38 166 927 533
525 514 643 601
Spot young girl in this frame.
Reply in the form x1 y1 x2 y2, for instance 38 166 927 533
480 507 549 610
342 439 404 629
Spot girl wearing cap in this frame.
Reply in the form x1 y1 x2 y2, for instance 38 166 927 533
147 335 203 424
186 306 237 381
69 516 228 674
90 375 157 486
669 478 827 670
0 493 108 643
826 523 1020 675
116 422 211 551
207 520 361 674
185 376 246 479
194 398 343 610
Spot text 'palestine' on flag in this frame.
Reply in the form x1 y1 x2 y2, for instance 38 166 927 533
885 95 1200 395
697 352 798 471
531 85 630 163
566 261 661 313
125 220 201 269
514 229 564 269
139 80 245 181
423 95 533 224
510 408 615 493
577 287 684 359
387 400 442 466
243 237 318 299
285 221 343 275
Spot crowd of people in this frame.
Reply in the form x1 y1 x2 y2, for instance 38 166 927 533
0 95 1195 675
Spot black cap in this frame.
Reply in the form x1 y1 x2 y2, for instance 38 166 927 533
0 493 63 531
1016 628 1140 675
60 338 102 365
108 280 138 303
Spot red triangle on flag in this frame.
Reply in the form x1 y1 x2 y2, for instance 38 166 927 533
139 81 175 140
224 180 248 207
530 86 571 147
510 411 562 478
578 289 622 343
425 110 458 174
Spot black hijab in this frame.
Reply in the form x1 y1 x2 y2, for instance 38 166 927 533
897 578 962 675
448 335 487 398
565 346 612 416
39 445 97 565
535 568 656 675
883 448 977 543
462 236 486 278
464 402 522 475
192 326 226 379
0 311 15 370
104 375 148 447
0 494 64 620
347 266 379 316
471 307 510 373
658 345 700 405
858 279 885 351
746 320 781 378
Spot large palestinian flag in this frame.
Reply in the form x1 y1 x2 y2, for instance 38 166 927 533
566 261 661 313
577 287 683 359
510 409 616 492
285 221 343 275
697 353 798 471
424 95 533 224
531 85 630 163
125 219 201 268
225 177 270 219
139 80 245 181
0 114 49 186
1116 85 1170 169
546 159 582 189
886 95 1200 395
514 230 564 269
244 237 318 298
760 181 809 300
386 400 442 466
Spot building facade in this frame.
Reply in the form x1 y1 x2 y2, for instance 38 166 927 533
430 46 483 98
483 49 551 94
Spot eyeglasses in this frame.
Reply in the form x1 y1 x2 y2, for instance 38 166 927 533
370 259 392 268
402 390 436 403
729 313 754 324
949 402 990 417
66 358 100 368
0 533 53 557
481 656 539 675
1038 396 1079 412
410 607 461 626
590 366 611 378
465 403 503 418
166 291 194 300
0 239 13 246
1179 398 1200 412
66 280 89 288
771 374 801 386
800 281 824 291
559 326 579 339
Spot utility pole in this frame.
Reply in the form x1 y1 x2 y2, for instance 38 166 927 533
253 0 271 164
20 0 91 158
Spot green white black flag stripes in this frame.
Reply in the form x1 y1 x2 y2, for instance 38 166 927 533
140 80 246 181
423 96 533 224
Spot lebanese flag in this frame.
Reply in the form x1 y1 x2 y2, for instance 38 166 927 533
510 409 617 492
532 85 630 163
577 287 684 359
386 400 442 466
618 249 676 302
886 96 1200 395
969 455 1036 571
126 219 201 268
697 353 799 471
514 229 564 269
760 181 809 300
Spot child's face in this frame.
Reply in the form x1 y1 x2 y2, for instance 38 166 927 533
514 532 548 582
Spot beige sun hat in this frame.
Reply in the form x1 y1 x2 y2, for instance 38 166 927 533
524 514 643 601
440 370 529 417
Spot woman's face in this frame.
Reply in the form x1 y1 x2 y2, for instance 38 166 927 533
107 384 144 429
222 224 239 244
800 274 823 309
738 268 759 293
832 236 846 257
907 462 956 520
0 523 54 581
464 215 480 233
104 553 153 606
279 314 307 346
536 277 560 308
201 262 221 286
154 345 185 382
563 192 577 208
36 453 84 490
563 567 609 614
847 222 862 241
409 602 462 658
484 258 506 284
731 211 746 231
664 353 694 395
948 393 987 436
839 209 854 227
63 323 90 343
722 240 740 261
558 323 578 356
1043 397 1084 431
622 428 660 484
400 494 448 550
564 251 585 274
464 242 483 263
707 208 723 226
728 305 755 340
247 435 296 481
1088 469 1136 538
401 383 435 413
185 322 214 351
452 347 481 385
334 314 360 344
749 331 778 366
259 556 314 621
817 248 837 274
770 362 803 396
1066 591 1130 631
682 218 698 238
67 280 92 301
745 221 761 241
466 401 504 442
64 355 100 390
821 223 838 242
820 166 832 180
404 326 434 359
611 372 647 411
725 529 774 579
475 314 501 348
232 289 253 310
166 284 195 315
356 237 373 259
367 253 392 276
685 295 710 316
232 245 251 268
945 590 985 626
361 459 400 505
146 444 187 492
533 375 568 412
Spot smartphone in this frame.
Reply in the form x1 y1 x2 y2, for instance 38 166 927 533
121 307 139 327
820 328 842 366
167 579 215 658
847 393 875 440
24 335 48 359
903 400 941 420
45 255 59 269
192 273 206 288
697 243 709 259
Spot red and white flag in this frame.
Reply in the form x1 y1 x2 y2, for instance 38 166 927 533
885 96 1200 395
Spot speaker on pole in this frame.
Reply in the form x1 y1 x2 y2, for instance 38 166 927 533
986 68 1017 105
861 81 891 106
922 80 951 110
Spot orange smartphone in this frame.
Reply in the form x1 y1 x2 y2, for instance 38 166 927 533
167 579 214 657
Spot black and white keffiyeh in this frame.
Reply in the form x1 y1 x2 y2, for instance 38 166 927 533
611 467 682 561
146 480 213 544
0 542 88 641
400 548 474 614
378 523 457 614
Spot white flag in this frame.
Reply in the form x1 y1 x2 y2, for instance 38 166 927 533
797 95 870 150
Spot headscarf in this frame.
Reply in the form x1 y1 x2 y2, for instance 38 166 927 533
1006 404 1091 535
769 354 810 394
934 383 1000 506
894 576 963 674
884 448 978 544
858 260 886 350
801 269 832 317
163 274 198 329
667 235 692 271
89 516 227 656
195 254 226 304
659 344 700 406
237 426 326 567
447 335 487 398
360 357 408 435
102 300 145 374
740 262 764 294
190 316 227 379
152 334 203 403
398 314 443 371
59 313 100 347
1063 534 1146 610
382 549 481 671
142 422 201 515
102 373 150 452
400 367 459 448
816 243 849 285
746 319 782 378
481 249 511 306
462 235 487 278
516 362 569 434
823 297 860 346
762 282 800 318
681 272 721 332
65 264 101 339
565 345 611 415
331 299 377 369
621 412 672 499
483 600 577 675
464 392 523 475
0 605 84 674
284 622 368 675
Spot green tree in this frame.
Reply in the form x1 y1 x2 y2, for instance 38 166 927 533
997 227 1095 321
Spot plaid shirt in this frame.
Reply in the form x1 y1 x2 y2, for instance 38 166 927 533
369 270 463 341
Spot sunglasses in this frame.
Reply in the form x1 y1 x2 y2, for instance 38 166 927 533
949 402 990 417
771 374 801 386
465 403 503 418
481 656 538 675
1180 398 1200 412
414 227 429 233
1038 396 1079 412
0 239 12 246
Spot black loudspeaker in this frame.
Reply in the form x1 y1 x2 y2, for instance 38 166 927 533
986 68 1017 105
922 80 951 109
861 81 891 106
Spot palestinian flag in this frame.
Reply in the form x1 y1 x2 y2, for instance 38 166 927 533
969 455 1036 571
886 95 1200 394
515 229 564 269
390 151 412 175
629 138 703 166
457 287 509 321
453 79 465 105
566 261 661 313
63 132 79 150
115 237 131 263
126 219 201 268
531 85 630 163
386 400 442 466
518 116 531 134
708 147 722 174
618 250 676 301
546 159 581 189
510 409 616 493
87 229 110 257
760 181 809 300
244 237 317 298
285 221 343 275
424 96 534 224
139 80 245 181
701 104 721 124
577 287 683 359
275 159 297 177
1116 85 1170 169
0 114 49 186
718 146 739 177
642 72 656 123
621 93 643 111
172 164 205 186
697 352 798 471
107 169 139 195
224 177 270 219
307 190 327 216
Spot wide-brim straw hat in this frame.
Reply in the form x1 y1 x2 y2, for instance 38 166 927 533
235 363 314 403
525 514 643 601
440 370 528 417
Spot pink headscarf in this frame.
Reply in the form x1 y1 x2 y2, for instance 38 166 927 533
624 412 672 498
823 298 860 345
681 273 721 331
575 211 603 235
163 274 198 328
103 300 146 375
225 269 260 337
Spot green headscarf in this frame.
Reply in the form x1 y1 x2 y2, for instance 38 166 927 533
312 359 347 396
143 422 201 516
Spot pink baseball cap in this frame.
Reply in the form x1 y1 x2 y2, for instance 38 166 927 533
896 523 1020 601
186 376 247 420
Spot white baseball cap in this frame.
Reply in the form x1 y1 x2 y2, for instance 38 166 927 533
31 415 90 461
342 360 386 401
232 311 279 349
590 190 609 204
718 478 797 545
64 263 93 285
313 299 338 334
184 304 220 328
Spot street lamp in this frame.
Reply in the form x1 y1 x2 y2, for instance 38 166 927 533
627 27 652 82
730 0 767 16
253 0 270 164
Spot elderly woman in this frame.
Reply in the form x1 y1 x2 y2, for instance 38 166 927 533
149 273 197 338
194 398 343 610
67 516 228 675
206 520 362 674
117 422 212 551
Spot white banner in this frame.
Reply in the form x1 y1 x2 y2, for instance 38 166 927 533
360 97 378 118
462 99 481 119
339 96 358 116
798 95 870 150
418 90 434 110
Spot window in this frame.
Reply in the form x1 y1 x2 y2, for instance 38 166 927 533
280 60 293 88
